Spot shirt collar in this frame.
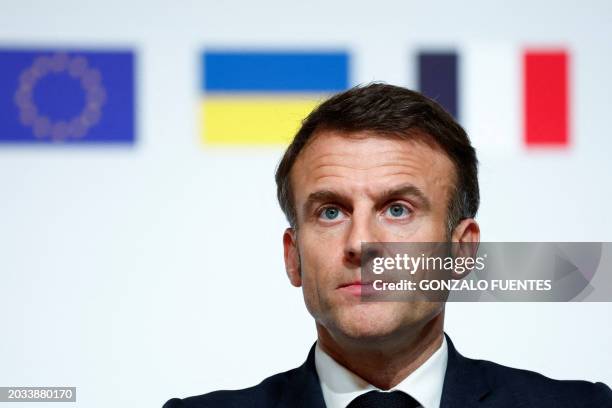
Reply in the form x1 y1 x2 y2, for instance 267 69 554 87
314 336 448 408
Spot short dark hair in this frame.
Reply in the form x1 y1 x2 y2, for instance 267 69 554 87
275 83 479 232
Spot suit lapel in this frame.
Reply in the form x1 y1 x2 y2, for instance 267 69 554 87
277 343 327 408
440 333 491 408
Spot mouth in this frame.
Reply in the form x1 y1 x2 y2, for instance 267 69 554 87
337 280 376 296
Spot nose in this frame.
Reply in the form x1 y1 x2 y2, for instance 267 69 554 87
343 211 382 267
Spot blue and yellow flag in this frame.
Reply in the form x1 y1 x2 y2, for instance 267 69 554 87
201 51 349 145
0 48 135 144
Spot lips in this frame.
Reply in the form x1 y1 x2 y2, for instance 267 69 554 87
337 280 376 296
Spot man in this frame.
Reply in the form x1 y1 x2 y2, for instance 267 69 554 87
164 84 612 407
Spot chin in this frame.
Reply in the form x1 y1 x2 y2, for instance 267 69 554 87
331 303 408 340
327 301 442 342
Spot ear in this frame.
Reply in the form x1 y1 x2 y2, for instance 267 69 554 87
451 218 481 261
283 227 302 287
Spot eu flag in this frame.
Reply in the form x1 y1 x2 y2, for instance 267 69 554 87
0 49 135 144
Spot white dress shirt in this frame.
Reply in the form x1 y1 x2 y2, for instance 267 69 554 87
314 336 448 408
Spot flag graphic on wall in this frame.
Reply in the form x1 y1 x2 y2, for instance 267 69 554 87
523 50 569 146
416 48 570 149
418 51 459 119
201 50 349 144
0 49 135 144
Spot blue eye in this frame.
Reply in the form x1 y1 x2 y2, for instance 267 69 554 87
387 204 410 218
321 207 340 220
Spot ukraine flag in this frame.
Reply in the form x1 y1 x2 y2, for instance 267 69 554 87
201 50 349 145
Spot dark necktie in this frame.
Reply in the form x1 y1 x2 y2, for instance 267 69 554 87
346 390 420 408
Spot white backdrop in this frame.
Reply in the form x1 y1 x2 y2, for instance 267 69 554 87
1 0 611 407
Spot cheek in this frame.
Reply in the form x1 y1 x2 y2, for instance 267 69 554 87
415 218 448 241
300 243 336 287
300 229 345 267
298 232 344 297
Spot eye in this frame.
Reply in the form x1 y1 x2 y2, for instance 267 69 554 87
319 206 342 221
386 203 411 218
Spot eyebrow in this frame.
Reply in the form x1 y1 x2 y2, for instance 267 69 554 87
302 183 431 216
380 184 431 211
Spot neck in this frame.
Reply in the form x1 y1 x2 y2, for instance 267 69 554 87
316 311 444 390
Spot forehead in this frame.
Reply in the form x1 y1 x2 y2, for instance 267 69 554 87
290 130 456 206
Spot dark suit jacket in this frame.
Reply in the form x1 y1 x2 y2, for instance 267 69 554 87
164 334 612 407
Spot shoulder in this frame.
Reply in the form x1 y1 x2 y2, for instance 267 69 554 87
443 334 612 406
162 343 324 408
471 357 612 406
162 366 301 408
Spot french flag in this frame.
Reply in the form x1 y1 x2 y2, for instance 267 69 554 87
417 47 570 150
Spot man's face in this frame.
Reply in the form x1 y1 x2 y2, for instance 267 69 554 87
283 130 461 342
